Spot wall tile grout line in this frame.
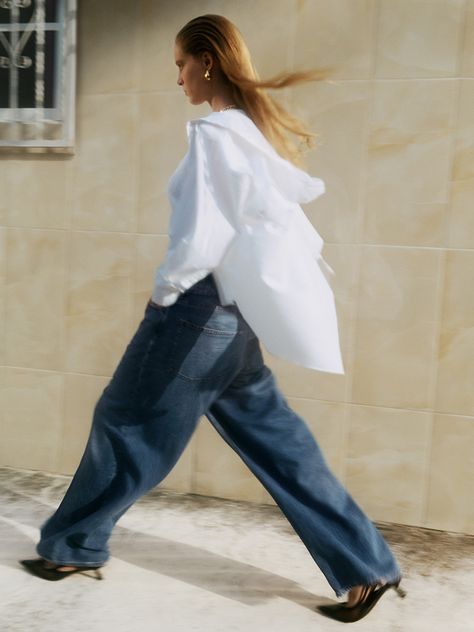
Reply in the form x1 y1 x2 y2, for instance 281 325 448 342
421 246 448 527
75 76 474 98
341 0 382 485
1 224 473 252
419 15 466 519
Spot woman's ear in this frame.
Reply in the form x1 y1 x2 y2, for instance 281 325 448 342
201 51 214 72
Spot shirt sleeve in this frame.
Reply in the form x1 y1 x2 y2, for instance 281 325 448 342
151 121 243 306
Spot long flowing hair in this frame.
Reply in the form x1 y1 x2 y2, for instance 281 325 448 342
176 14 336 168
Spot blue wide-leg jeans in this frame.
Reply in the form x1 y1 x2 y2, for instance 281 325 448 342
36 274 401 597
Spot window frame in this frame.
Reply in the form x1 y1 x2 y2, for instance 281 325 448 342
0 0 76 154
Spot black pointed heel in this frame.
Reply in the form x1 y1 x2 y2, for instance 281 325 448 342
20 558 104 581
317 577 406 623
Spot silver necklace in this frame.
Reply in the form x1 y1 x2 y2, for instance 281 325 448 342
219 104 238 111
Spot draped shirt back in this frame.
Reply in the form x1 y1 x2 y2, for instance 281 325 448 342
152 109 344 374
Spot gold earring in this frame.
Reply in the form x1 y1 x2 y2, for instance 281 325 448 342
204 69 211 81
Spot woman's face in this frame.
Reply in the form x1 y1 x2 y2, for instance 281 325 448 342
174 41 209 105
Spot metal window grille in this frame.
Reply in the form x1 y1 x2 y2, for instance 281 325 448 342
0 0 76 153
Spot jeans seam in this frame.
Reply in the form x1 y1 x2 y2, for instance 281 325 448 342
131 334 157 403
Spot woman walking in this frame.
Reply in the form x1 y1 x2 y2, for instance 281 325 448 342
21 14 406 623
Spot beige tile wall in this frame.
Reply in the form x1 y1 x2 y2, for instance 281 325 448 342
0 0 472 535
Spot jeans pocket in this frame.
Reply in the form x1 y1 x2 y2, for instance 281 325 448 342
145 299 169 328
173 317 244 382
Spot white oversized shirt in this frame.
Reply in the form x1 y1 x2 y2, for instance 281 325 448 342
151 109 344 374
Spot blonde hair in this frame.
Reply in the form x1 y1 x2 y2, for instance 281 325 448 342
176 14 336 168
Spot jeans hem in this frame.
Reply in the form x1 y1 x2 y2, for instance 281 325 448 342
334 571 403 598
36 544 109 567
36 554 108 568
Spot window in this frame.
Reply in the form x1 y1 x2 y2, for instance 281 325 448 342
0 0 76 153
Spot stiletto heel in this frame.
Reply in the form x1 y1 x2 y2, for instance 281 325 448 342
393 580 407 599
93 568 104 580
317 577 406 623
20 558 105 581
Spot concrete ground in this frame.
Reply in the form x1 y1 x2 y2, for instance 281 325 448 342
0 465 472 632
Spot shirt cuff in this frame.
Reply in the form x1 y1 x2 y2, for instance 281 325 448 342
150 286 181 307
152 268 214 307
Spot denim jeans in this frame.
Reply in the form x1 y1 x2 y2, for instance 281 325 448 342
36 273 401 596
